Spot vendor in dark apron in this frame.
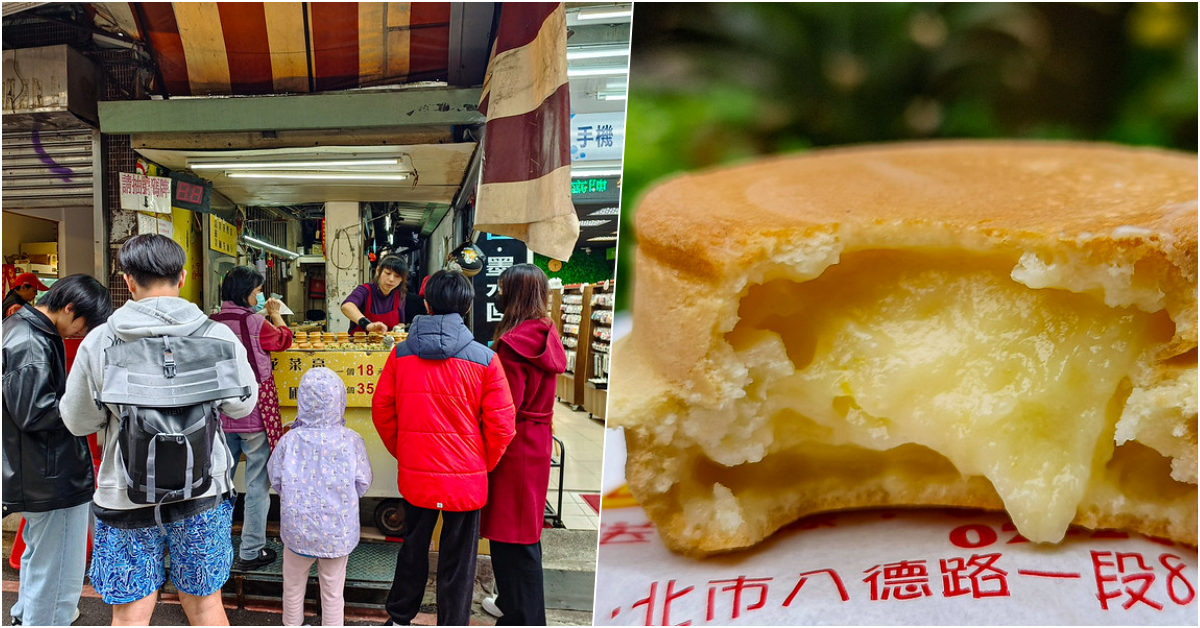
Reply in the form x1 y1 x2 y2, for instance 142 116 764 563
340 255 424 334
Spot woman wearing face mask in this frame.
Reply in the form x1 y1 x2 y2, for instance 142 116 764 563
340 255 424 334
479 264 567 625
210 266 294 570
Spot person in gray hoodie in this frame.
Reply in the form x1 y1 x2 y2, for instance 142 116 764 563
62 234 258 626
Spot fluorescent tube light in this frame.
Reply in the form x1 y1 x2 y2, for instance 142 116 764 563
598 92 627 101
587 207 620 216
587 235 619 242
578 219 612 227
567 46 630 61
567 66 630 78
190 158 400 170
577 7 633 21
227 172 410 181
243 235 301 260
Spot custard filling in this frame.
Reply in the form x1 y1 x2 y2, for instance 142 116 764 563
682 250 1182 543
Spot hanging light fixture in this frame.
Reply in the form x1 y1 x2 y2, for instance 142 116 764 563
189 158 401 170
243 235 302 260
227 172 410 181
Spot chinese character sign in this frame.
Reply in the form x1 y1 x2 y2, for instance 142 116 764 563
120 172 172 214
209 215 238 256
271 349 388 408
570 112 625 162
471 233 527 345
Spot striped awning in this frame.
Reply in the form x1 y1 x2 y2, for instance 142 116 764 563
89 2 457 96
473 2 578 261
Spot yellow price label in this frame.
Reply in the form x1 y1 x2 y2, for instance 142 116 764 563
272 350 391 408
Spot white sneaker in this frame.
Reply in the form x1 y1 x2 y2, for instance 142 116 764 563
72 608 80 624
481 596 503 618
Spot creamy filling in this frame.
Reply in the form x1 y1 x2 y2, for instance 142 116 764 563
707 250 1178 543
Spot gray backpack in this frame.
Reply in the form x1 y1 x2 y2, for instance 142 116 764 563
94 320 251 520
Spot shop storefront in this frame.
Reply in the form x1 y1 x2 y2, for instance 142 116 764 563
72 1 627 542
2 44 106 296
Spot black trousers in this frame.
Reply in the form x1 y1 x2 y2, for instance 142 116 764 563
386 502 480 626
490 540 546 626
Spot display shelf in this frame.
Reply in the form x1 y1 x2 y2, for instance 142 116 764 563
556 283 593 409
581 280 614 419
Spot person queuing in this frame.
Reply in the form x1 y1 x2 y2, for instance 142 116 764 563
3 274 112 627
371 269 516 626
3 272 50 319
62 235 259 626
479 264 567 625
340 255 424 334
269 367 373 627
211 265 295 572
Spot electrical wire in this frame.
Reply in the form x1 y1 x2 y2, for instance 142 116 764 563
327 223 361 271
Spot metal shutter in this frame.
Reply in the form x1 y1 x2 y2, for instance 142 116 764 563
2 127 97 209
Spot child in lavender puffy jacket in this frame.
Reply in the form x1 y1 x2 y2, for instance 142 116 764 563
268 367 372 626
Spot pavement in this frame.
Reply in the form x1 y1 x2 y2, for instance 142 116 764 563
2 525 595 626
1 401 603 626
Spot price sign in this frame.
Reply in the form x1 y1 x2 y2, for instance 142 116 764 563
272 350 390 408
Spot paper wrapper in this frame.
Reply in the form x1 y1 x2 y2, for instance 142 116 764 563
595 428 1198 626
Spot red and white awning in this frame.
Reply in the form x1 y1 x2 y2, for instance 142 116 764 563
474 2 578 261
90 2 453 96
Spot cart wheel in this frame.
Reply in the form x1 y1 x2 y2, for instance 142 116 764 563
374 499 405 537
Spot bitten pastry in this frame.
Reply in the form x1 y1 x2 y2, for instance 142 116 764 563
609 141 1198 558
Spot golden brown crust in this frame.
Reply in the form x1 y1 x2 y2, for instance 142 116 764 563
637 141 1197 284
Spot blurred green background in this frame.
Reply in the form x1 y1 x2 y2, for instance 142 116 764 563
615 2 1197 312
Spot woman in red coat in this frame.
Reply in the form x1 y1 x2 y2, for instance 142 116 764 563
479 264 567 626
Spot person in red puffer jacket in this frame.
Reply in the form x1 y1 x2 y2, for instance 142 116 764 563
479 264 567 626
371 269 515 627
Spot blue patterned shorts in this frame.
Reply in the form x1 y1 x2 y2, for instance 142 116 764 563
89 498 235 604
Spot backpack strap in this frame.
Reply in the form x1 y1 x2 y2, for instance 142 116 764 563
93 322 124 409
190 318 217 338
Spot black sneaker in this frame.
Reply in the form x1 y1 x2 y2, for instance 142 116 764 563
233 547 277 571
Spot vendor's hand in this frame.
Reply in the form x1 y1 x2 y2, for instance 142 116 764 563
365 321 388 333
264 298 282 315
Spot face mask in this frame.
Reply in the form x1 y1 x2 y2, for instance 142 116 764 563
495 292 507 315
253 292 266 312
